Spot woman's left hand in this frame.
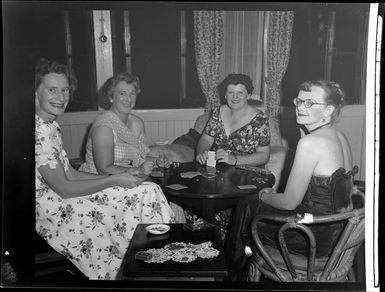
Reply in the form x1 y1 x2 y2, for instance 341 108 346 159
258 187 274 199
216 149 236 165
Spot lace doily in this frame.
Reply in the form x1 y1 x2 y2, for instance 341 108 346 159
144 241 219 263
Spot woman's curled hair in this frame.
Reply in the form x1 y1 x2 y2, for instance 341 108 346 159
35 58 77 92
100 72 141 105
298 80 345 123
217 73 254 104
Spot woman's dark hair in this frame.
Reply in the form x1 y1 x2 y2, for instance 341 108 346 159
217 73 254 104
35 58 77 92
100 72 141 106
298 80 345 123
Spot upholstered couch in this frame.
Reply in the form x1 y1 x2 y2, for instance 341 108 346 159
148 113 291 191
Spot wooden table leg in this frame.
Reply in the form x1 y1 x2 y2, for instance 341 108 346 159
201 199 215 223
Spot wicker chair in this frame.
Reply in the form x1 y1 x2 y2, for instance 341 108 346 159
248 187 365 282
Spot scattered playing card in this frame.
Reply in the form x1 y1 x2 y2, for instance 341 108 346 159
237 184 258 189
155 140 169 146
166 184 188 190
180 171 201 178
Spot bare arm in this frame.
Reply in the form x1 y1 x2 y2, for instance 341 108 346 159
259 137 318 210
196 133 215 164
91 126 130 174
216 145 270 166
38 161 143 199
130 114 146 138
66 163 109 180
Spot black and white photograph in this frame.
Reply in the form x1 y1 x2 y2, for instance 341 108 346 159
2 1 381 291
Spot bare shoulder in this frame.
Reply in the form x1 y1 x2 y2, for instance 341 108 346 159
248 105 266 120
91 125 114 140
128 113 145 134
296 134 325 152
129 113 145 126
219 104 228 114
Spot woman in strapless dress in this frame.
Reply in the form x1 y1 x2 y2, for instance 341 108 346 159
225 80 357 281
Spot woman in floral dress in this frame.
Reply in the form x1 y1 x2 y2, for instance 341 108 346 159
35 58 175 280
194 74 271 238
196 73 270 166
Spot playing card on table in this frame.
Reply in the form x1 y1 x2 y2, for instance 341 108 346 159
166 184 189 190
180 171 201 178
237 184 257 190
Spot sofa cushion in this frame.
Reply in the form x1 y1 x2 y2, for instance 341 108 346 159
193 113 210 134
148 144 195 163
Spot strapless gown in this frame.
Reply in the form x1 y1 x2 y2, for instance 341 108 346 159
225 166 358 281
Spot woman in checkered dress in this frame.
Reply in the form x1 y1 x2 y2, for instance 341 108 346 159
79 72 154 177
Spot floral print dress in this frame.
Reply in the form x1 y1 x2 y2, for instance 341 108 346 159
204 107 270 155
35 115 175 280
187 107 271 240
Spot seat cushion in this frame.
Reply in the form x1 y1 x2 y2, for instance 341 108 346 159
258 245 329 273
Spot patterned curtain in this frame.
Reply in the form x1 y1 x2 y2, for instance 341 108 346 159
193 11 224 112
265 11 294 146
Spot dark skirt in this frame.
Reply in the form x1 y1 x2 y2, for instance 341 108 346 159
225 195 344 281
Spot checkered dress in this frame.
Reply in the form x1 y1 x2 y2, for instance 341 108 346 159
80 111 150 174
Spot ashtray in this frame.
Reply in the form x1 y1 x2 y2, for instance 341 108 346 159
146 224 170 235
182 222 216 243
202 172 217 179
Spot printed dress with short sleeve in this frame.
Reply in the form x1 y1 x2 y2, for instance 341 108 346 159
35 115 175 280
79 110 150 174
204 107 270 155
188 106 271 239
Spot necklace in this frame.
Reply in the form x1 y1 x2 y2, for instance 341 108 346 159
308 122 331 133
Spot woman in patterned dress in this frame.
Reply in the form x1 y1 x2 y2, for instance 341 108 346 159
79 72 155 177
193 74 271 238
196 73 271 166
35 58 175 280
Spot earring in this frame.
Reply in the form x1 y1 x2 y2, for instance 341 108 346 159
109 99 113 103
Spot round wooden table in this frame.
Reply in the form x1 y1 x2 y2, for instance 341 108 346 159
150 162 275 223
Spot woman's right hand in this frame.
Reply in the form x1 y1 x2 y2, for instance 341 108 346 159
196 151 209 165
114 172 144 188
139 160 154 176
125 167 140 176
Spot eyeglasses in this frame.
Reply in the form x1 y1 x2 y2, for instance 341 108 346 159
293 97 327 108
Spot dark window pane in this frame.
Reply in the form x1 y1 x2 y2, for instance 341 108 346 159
111 10 127 75
3 5 66 97
66 11 98 111
334 11 365 52
331 55 357 105
130 10 180 109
